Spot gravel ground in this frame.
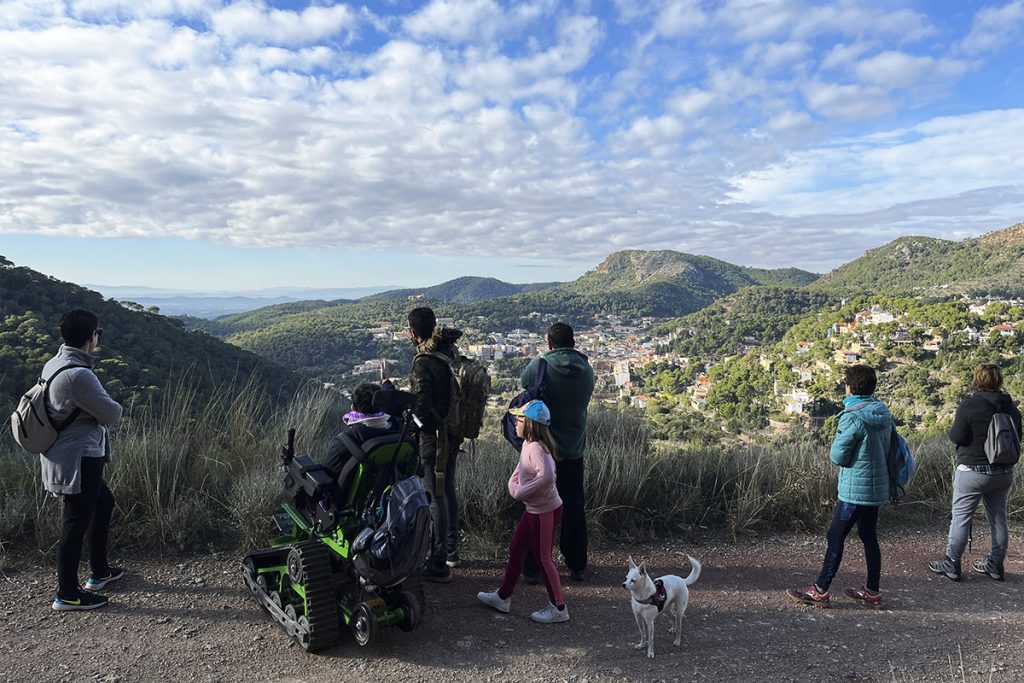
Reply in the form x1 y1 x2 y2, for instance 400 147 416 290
3 528 1024 682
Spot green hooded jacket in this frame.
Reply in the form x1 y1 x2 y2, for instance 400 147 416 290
520 348 595 460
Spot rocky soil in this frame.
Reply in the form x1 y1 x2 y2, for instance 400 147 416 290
3 528 1024 682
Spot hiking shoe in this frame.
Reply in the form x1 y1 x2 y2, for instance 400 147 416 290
843 586 883 607
972 557 1005 581
421 564 453 583
84 566 125 591
52 591 109 612
531 602 569 624
446 551 461 568
569 568 586 583
786 584 830 608
928 556 961 581
477 590 511 614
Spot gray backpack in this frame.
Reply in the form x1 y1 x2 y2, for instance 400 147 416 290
985 412 1021 466
9 365 83 454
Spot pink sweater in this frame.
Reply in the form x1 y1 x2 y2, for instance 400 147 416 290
508 441 562 514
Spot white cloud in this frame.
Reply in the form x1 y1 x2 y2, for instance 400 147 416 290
853 51 967 89
211 3 356 47
0 1 1021 276
960 0 1024 55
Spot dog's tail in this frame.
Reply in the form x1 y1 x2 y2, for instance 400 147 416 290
684 556 701 586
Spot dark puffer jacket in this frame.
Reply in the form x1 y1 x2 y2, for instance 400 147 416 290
949 391 1022 467
410 328 462 433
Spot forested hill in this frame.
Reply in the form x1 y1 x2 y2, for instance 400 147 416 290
658 287 838 360
364 276 559 303
813 222 1024 296
0 257 305 413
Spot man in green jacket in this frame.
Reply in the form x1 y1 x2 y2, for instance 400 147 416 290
520 322 595 582
787 364 893 608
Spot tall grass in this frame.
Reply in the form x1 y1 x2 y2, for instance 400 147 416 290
0 374 342 568
2 385 1017 567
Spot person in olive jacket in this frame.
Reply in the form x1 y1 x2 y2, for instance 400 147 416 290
406 306 463 583
929 363 1022 581
788 365 893 608
519 322 595 583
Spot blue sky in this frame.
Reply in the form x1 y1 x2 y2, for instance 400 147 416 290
1 0 1022 291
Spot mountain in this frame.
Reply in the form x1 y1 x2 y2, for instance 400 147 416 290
813 223 1024 296
366 276 560 303
176 249 820 382
85 284 396 318
0 257 306 414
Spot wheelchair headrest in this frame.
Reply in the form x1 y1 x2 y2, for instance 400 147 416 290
372 389 415 416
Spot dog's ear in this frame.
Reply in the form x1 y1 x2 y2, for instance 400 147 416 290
628 556 636 569
639 561 647 575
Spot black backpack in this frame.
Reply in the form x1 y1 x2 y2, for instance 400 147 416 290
502 358 547 451
985 412 1021 466
352 475 432 588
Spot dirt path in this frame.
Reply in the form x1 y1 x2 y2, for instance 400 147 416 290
3 529 1024 682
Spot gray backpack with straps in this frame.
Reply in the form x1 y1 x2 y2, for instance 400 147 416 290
985 412 1021 466
9 365 84 455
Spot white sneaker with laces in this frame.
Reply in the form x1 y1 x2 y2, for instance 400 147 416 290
477 590 511 614
530 602 569 624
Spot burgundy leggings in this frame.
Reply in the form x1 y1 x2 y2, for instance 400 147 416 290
499 506 564 606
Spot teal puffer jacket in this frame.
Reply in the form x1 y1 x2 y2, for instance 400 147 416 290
830 395 893 506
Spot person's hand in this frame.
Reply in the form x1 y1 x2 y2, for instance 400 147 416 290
379 359 389 382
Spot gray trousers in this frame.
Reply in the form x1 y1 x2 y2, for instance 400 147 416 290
945 468 1014 564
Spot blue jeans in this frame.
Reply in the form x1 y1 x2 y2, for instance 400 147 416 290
945 468 1013 564
816 501 881 593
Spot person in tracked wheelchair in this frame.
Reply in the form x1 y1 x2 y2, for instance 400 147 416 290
319 382 401 481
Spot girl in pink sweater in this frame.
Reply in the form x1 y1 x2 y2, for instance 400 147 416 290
477 400 568 623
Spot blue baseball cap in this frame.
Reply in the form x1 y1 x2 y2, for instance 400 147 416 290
509 399 551 426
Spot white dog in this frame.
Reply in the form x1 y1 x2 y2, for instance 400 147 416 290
622 555 701 659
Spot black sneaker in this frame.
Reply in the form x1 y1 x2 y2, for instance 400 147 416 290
446 551 461 568
928 556 961 581
569 568 586 583
52 591 109 612
972 557 1005 581
85 566 125 591
421 564 453 583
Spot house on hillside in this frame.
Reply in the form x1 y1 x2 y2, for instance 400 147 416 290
992 324 1017 337
691 375 712 409
796 341 812 354
923 334 944 352
783 387 811 415
835 349 861 364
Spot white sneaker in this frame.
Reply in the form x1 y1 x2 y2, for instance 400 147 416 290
477 590 511 614
530 602 569 624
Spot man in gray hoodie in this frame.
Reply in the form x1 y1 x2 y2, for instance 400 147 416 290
41 309 124 611
520 322 596 582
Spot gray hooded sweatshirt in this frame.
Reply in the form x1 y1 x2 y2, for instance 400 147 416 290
39 345 123 495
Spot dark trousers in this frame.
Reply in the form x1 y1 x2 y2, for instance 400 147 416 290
58 456 115 598
419 431 461 568
526 456 587 575
815 501 880 593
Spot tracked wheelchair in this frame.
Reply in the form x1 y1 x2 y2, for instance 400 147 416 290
241 389 432 652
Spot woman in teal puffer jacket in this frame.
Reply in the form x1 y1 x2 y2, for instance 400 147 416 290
788 365 893 609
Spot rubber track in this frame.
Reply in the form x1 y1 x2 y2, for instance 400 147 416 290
295 541 341 651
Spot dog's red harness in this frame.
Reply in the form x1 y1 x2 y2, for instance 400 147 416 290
637 578 667 612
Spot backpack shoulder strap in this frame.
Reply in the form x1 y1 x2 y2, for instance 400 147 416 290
532 358 548 392
45 364 89 431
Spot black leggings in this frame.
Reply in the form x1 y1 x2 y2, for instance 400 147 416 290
815 501 880 593
57 456 115 598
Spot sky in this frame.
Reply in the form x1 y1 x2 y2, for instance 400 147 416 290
1 0 1023 291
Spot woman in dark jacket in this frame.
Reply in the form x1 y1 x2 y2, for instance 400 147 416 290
929 364 1022 581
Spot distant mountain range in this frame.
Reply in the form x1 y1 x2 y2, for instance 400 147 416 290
84 284 399 318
